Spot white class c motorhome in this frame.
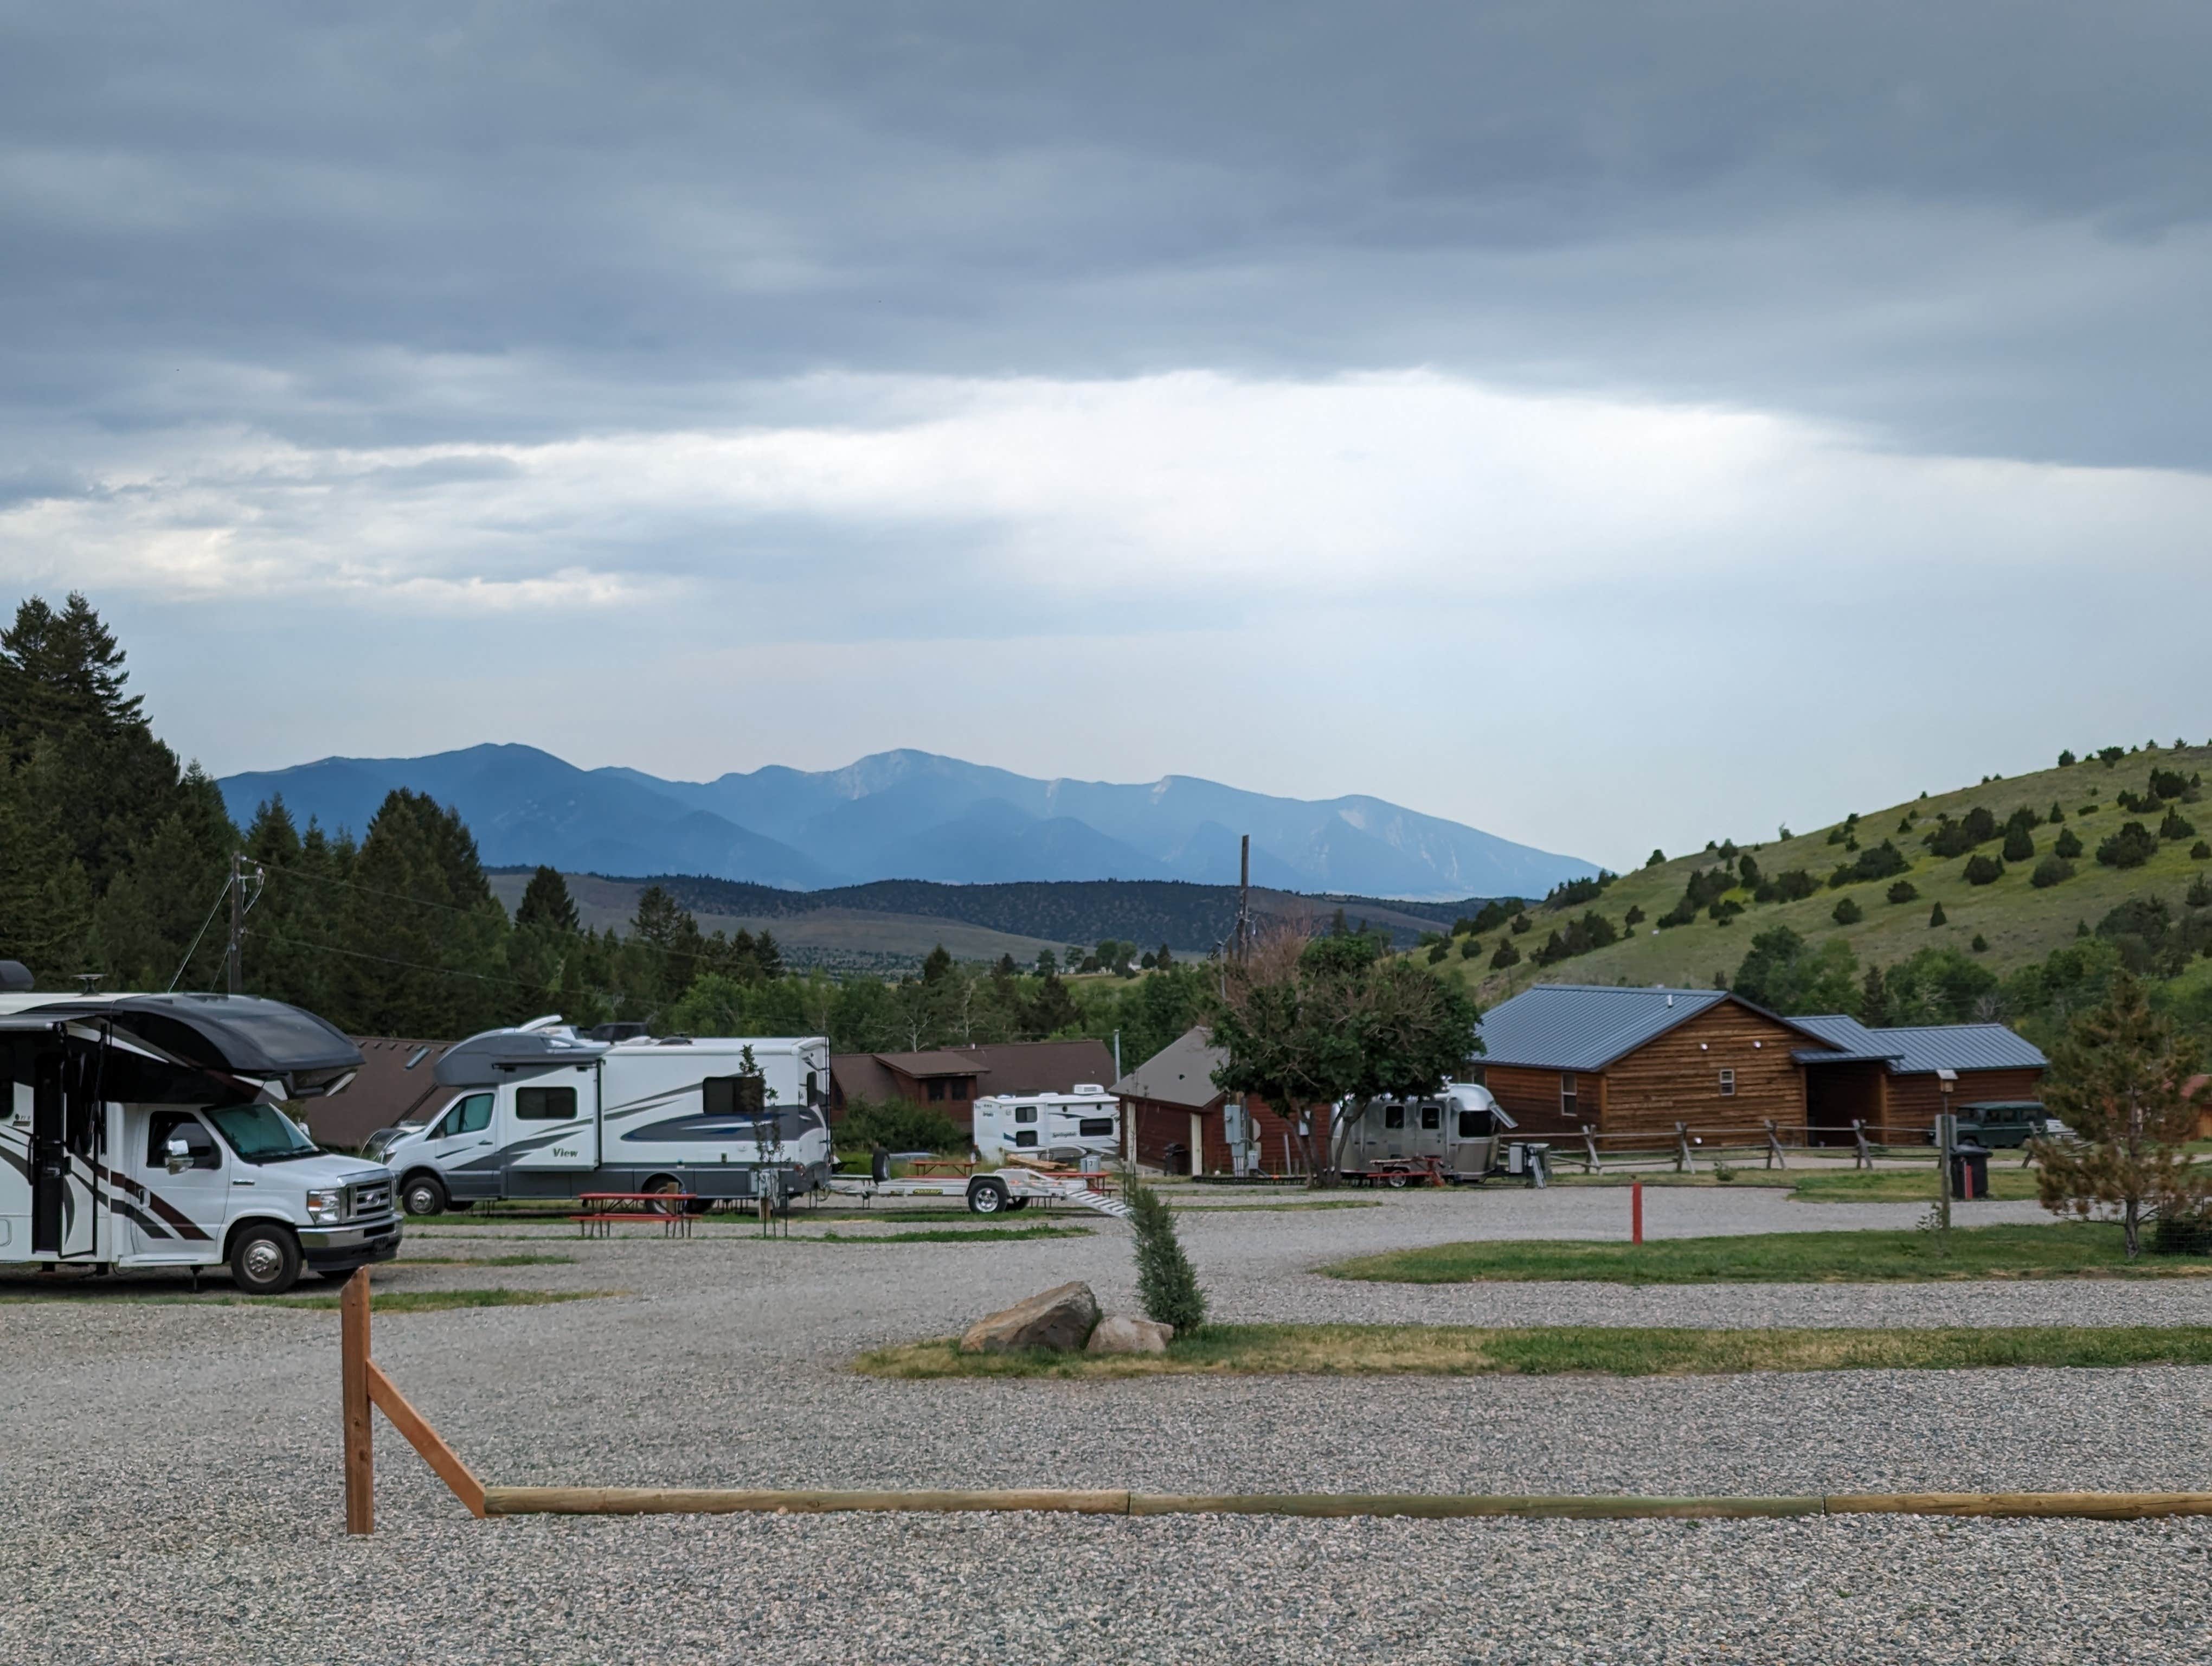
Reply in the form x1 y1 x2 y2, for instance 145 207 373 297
375 1022 833 1216
969 1086 1121 1165
0 969 397 1295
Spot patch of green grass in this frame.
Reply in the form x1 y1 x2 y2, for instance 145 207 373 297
1325 1223 2212 1284
857 1322 2212 1380
1792 1168 2044 1204
816 1224 1091 1244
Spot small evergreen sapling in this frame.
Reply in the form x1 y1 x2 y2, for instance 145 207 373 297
1929 902 1948 927
2194 841 2212 861
2054 826 2085 860
1126 1177 1207 1332
1832 897 1863 926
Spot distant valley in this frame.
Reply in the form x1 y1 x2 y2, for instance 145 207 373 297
218 744 1594 901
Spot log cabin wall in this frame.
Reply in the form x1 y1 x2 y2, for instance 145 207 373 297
1880 1068 2045 1140
1482 1065 1599 1135
1598 1002 1816 1137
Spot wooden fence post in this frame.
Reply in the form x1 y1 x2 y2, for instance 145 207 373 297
1581 1125 1602 1174
341 1267 373 1535
1764 1120 1787 1171
1674 1122 1693 1174
1853 1120 1872 1171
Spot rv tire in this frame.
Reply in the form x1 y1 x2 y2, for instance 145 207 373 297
228 1223 302 1296
968 1179 1009 1215
401 1174 449 1218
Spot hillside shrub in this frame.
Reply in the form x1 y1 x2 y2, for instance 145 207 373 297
1489 940 1521 970
1886 879 1919 905
2160 808 2196 842
1542 875 1611 909
2149 767 2190 801
1531 912 1621 966
1770 868 1818 902
2054 826 2085 860
1427 941 1449 964
2031 855 2076 889
2058 749 2077 767
1707 898 1744 925
1829 840 1909 889
1646 848 1666 868
1971 934 1990 953
1737 853 1763 891
1470 900 1514 934
2097 822 2158 870
2048 802 2066 823
2188 874 2212 910
1657 898 1698 929
1926 806 1997 858
1929 902 1947 927
2002 824 2035 863
1127 1179 1207 1332
1510 913 1533 935
1459 938 1480 959
1832 898 1863 926
2194 841 2212 861
1624 905 1645 928
1963 854 2005 887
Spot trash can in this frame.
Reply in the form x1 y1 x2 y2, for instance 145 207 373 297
1949 1140 1991 1200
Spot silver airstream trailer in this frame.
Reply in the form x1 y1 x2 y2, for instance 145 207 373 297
1336 1080 1528 1183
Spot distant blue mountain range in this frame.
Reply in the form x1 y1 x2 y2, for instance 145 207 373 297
216 745 1597 901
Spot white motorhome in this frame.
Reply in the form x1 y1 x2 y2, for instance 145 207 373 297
969 1086 1120 1165
0 973 398 1295
376 1022 833 1216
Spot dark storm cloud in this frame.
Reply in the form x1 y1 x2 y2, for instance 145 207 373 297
3 1 2209 462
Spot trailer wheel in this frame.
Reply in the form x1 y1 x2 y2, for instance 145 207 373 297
1386 1172 1409 1189
968 1179 1009 1215
401 1173 448 1218
228 1223 302 1296
644 1175 685 1216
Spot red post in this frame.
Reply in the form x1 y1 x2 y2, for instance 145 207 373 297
1631 1181 1643 1245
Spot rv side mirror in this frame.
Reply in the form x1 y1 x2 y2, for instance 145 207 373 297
165 1135 193 1174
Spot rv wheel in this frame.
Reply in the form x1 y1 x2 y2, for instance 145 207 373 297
401 1174 449 1218
229 1224 302 1296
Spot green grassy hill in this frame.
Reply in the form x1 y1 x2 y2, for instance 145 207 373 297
1433 741 2212 1013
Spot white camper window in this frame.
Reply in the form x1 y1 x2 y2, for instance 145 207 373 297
516 1086 578 1122
1079 1117 1114 1137
1015 1106 1037 1124
1013 1130 1038 1147
703 1075 766 1118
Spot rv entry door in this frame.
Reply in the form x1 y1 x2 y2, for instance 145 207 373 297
4 1019 106 1260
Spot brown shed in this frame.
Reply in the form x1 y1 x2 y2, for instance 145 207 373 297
829 1038 1117 1132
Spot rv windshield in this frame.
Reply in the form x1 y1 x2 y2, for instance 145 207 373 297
205 1102 321 1163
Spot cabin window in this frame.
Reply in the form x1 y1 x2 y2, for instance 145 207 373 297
1718 1069 1736 1098
1420 1106 1441 1131
1078 1117 1114 1137
951 1078 972 1101
439 1093 493 1137
1384 1104 1406 1130
1015 1105 1037 1124
1457 1109 1489 1139
1560 1074 1578 1117
703 1075 766 1117
516 1086 577 1122
927 1080 946 1102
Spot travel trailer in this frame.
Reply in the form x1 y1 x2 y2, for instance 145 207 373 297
969 1086 1120 1165
1335 1080 1533 1182
0 972 397 1295
375 1022 833 1216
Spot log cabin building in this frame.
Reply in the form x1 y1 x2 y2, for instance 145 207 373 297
1472 985 2045 1146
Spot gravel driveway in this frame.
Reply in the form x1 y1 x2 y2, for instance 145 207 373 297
3 1186 2207 1663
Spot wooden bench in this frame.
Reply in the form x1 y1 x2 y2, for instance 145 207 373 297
571 1192 699 1238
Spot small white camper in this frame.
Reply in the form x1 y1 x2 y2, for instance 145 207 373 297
969 1085 1120 1165
374 1022 833 1215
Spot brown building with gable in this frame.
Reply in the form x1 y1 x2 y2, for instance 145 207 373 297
828 1038 1118 1131
1474 985 2046 1145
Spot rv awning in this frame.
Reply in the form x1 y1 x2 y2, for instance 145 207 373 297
435 1028 609 1087
1 995 364 1101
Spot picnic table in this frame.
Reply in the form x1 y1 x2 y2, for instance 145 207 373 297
571 1191 699 1238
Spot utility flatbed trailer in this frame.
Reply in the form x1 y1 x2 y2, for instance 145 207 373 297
826 1165 1132 1219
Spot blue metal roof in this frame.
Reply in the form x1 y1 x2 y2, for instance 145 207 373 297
1787 1014 1905 1065
1474 985 1730 1071
1872 1023 2047 1075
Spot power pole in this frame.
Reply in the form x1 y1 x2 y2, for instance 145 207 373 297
226 851 243 995
1235 834 1251 964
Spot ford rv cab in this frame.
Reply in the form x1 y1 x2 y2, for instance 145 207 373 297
0 977 397 1295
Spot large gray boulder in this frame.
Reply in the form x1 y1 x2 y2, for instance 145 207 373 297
1085 1314 1173 1355
959 1281 1101 1354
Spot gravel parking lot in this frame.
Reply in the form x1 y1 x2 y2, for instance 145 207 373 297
4 1186 2208 1663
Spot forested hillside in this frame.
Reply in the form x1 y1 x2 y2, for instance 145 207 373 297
1416 744 2212 1052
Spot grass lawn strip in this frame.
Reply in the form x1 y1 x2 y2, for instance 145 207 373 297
857 1322 2212 1380
1326 1223 2212 1284
1791 1168 2043 1204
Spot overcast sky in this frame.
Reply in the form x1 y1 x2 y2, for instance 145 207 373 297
4 2 2209 869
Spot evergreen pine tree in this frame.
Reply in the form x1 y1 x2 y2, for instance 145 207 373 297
1126 1176 1206 1332
1929 902 1947 927
516 865 580 933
